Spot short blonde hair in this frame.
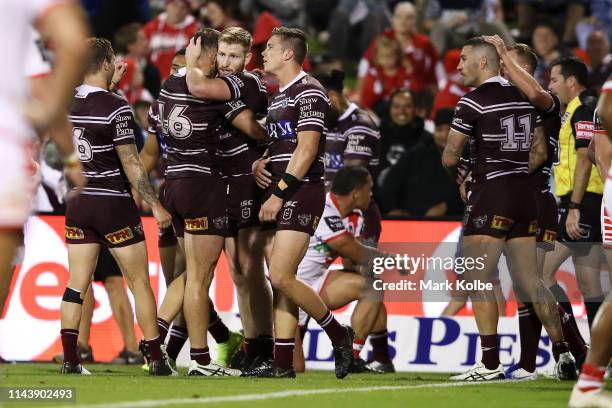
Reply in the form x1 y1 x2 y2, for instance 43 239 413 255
219 27 252 52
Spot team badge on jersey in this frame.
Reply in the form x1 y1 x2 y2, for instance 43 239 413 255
134 223 144 235
473 215 487 229
298 213 312 226
65 227 85 240
213 216 227 230
105 227 134 245
185 217 208 231
491 215 514 231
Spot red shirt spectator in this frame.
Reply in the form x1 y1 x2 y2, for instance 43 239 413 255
358 3 439 92
360 37 412 110
430 49 470 119
143 0 198 79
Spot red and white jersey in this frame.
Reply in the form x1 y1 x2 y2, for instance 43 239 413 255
25 26 52 79
1 0 63 142
297 193 364 283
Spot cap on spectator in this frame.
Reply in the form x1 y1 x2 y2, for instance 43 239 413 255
434 108 454 126
444 49 461 74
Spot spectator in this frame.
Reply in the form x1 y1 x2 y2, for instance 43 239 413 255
423 0 513 57
516 0 586 45
114 23 161 100
379 108 462 217
83 0 151 40
532 21 571 86
358 2 439 98
360 37 412 117
586 30 612 90
239 0 306 28
377 89 431 187
326 0 389 62
204 0 245 30
143 0 199 79
429 49 470 119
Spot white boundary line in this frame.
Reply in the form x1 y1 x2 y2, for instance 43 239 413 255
49 380 508 408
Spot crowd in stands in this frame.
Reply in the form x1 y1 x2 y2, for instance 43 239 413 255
36 0 612 220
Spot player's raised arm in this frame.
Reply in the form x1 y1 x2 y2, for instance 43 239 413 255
484 35 554 112
185 36 233 100
528 126 547 173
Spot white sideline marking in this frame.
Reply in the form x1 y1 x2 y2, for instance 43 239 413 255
50 380 507 408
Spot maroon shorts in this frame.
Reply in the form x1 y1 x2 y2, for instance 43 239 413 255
362 200 382 246
164 176 228 237
262 182 325 236
226 175 262 237
158 184 178 247
65 193 145 248
463 177 537 239
536 191 558 250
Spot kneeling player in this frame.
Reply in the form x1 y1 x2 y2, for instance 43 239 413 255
294 166 394 373
60 38 174 375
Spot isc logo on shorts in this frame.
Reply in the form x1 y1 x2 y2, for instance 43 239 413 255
185 217 208 231
491 215 514 231
65 227 85 240
105 227 134 245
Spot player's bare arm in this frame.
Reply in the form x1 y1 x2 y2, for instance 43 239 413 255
598 91 612 144
29 3 89 129
115 143 171 228
139 133 161 174
230 109 268 141
567 146 592 239
587 138 596 166
484 35 553 112
109 62 128 92
528 126 547 173
259 131 320 222
185 37 232 100
442 129 469 177
326 233 382 267
252 148 272 188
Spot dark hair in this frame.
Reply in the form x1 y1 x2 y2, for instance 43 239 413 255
113 23 141 55
315 69 345 92
507 43 538 73
86 38 115 75
551 56 589 88
389 88 413 104
331 166 371 195
271 26 308 65
174 48 186 57
533 20 559 38
194 28 221 52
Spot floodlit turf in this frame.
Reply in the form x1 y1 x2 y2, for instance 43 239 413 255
1 363 608 408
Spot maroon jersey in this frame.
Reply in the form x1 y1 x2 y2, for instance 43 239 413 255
450 76 543 184
216 71 268 178
157 68 241 179
324 103 380 187
147 100 169 176
69 85 137 197
532 92 561 193
266 71 330 183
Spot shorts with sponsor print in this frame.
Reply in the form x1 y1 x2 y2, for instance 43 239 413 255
65 194 145 248
164 176 228 237
463 177 538 239
557 192 602 244
362 200 382 246
261 182 325 236
157 184 177 247
0 139 35 229
226 175 262 237
536 191 558 251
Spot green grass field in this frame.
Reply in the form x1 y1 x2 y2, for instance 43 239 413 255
1 363 607 408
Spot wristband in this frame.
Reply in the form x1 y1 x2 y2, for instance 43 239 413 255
273 173 299 199
568 201 581 210
63 152 80 169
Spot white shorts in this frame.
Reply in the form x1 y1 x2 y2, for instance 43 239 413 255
0 138 35 229
297 260 332 326
603 169 612 249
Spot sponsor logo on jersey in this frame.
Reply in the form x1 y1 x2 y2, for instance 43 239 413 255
324 216 344 232
185 217 208 231
491 215 514 231
298 213 312 226
105 227 134 245
528 221 538 234
65 227 85 240
543 229 556 243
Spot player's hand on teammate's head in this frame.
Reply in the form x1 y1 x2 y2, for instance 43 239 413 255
151 202 172 229
483 35 507 58
259 194 282 222
111 62 128 90
185 36 202 68
252 157 272 189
